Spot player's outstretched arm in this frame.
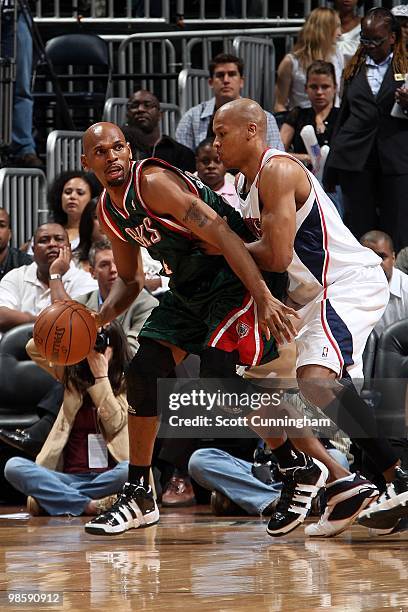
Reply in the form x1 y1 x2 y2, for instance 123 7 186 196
96 226 145 327
142 170 298 344
245 158 301 272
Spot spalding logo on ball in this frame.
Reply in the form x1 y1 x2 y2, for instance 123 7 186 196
34 300 97 365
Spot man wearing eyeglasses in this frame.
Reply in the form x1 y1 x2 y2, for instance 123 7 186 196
122 89 196 172
326 7 408 252
175 53 283 152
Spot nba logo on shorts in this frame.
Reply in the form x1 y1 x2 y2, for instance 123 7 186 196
322 346 329 358
236 321 250 339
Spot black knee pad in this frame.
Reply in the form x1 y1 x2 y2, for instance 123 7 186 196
126 338 176 417
200 347 239 379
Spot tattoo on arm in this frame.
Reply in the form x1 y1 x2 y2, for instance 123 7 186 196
182 200 208 228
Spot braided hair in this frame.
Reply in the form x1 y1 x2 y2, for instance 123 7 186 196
344 7 408 82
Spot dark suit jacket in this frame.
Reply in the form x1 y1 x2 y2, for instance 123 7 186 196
327 63 408 175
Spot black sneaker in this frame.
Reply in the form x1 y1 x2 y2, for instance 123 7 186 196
266 456 328 537
305 473 379 537
358 466 408 530
84 482 159 535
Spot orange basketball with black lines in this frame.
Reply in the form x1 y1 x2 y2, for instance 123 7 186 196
33 300 97 365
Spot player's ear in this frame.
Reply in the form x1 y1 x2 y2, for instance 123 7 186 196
81 153 89 172
247 122 257 139
126 142 133 160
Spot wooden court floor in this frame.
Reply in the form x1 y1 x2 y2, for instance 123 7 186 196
0 505 407 611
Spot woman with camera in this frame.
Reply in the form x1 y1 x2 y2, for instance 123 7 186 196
3 321 131 516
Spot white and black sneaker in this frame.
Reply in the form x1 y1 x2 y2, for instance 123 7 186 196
305 473 379 537
266 456 328 537
85 482 159 535
358 466 408 531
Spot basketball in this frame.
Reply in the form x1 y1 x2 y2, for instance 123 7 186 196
33 300 97 365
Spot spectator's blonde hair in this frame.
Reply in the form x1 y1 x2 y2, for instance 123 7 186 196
294 8 339 70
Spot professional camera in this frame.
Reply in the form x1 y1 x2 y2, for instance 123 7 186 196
94 328 110 353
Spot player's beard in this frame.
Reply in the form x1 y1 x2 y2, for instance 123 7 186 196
107 176 126 187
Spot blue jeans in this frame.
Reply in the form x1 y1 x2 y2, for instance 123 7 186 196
4 457 128 516
188 447 349 515
1 11 36 155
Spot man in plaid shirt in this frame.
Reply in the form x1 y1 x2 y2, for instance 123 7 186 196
176 53 283 152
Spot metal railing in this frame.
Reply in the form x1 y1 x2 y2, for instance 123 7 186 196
117 28 300 109
31 0 395 25
233 36 275 112
34 0 170 21
178 69 210 116
46 131 84 184
0 169 47 248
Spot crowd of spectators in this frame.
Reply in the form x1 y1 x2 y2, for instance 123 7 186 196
0 3 408 518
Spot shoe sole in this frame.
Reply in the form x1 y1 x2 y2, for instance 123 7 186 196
358 491 408 529
306 491 378 538
266 462 329 537
85 510 160 536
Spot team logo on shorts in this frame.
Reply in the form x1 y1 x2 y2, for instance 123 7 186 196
236 321 250 339
322 346 329 358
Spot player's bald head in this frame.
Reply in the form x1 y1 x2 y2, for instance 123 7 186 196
81 122 132 188
214 98 267 138
82 122 126 154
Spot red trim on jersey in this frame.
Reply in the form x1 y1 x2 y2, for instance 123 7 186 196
208 293 264 367
133 158 196 238
255 147 272 188
98 192 127 242
320 301 345 373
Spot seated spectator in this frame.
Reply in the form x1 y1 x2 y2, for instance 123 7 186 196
360 230 408 336
280 61 339 167
48 170 101 250
0 208 32 281
279 60 342 215
274 8 343 113
72 199 105 272
395 246 408 276
4 321 131 516
122 89 196 172
189 442 349 516
0 223 97 333
76 238 158 354
195 137 240 212
175 53 283 151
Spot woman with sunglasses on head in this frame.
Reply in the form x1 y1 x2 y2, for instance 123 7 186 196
3 321 132 517
326 7 408 251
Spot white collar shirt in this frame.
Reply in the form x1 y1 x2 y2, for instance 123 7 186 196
365 52 393 96
0 261 98 315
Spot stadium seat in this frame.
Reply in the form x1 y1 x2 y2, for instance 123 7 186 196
33 33 112 132
0 324 55 428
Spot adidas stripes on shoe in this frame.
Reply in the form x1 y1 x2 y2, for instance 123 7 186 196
266 457 329 537
85 482 159 535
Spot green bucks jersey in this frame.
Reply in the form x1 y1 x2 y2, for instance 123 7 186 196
99 158 254 294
